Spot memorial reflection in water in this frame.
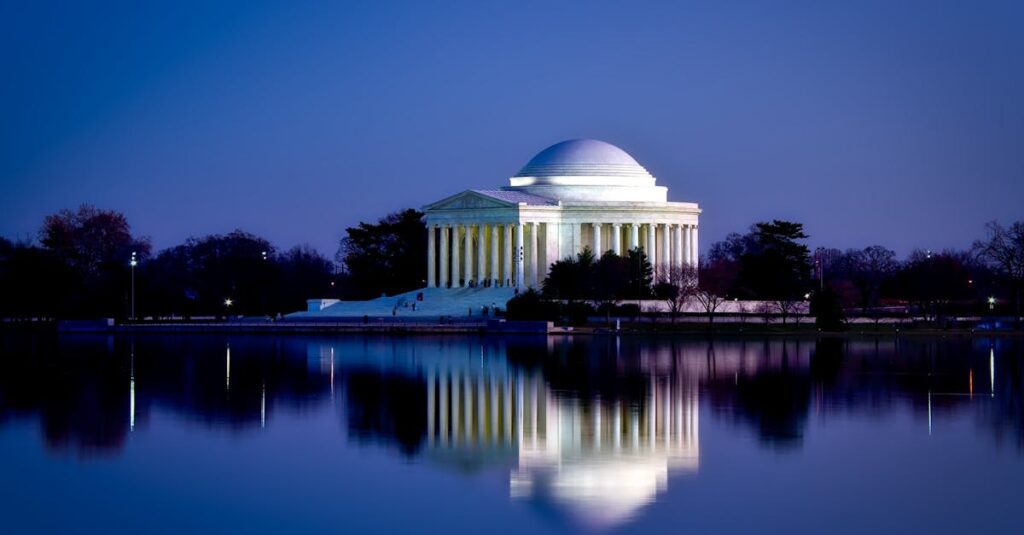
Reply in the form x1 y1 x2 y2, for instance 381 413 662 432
308 337 702 527
2 334 1022 533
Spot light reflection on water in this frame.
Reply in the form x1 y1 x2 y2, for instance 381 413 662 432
0 334 1022 533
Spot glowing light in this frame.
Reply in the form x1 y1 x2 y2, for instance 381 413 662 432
226 344 231 391
990 347 995 398
927 390 932 436
224 298 233 307
130 378 135 431
130 343 135 431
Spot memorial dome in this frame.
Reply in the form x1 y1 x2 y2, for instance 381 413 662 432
512 139 654 184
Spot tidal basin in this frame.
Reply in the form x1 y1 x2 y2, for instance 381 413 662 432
1 334 1021 534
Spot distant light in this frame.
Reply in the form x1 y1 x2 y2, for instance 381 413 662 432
988 296 996 305
129 259 137 267
804 293 811 300
261 251 268 260
224 298 233 307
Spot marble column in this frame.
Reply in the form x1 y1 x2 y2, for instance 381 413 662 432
612 223 622 255
529 222 539 288
691 226 698 267
674 224 684 270
427 225 436 288
514 222 524 289
439 225 449 288
592 223 602 254
660 223 670 278
452 225 461 287
477 224 487 285
464 225 474 286
490 225 499 286
682 224 691 266
646 224 656 262
503 225 513 287
629 223 640 251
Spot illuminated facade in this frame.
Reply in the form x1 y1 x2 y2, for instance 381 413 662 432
423 139 702 289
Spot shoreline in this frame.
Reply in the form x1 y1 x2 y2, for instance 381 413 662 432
1 318 1016 337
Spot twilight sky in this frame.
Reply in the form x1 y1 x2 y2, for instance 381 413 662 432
2 0 1022 258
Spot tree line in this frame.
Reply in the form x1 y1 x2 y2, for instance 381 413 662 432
514 219 1023 327
2 204 1020 325
0 205 430 320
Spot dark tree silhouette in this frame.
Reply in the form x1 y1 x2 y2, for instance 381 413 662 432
139 232 334 318
893 250 974 323
0 238 78 319
737 220 812 300
707 220 811 301
542 248 597 302
337 209 427 299
36 205 151 317
973 220 1024 325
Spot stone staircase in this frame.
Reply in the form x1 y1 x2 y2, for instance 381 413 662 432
287 286 518 320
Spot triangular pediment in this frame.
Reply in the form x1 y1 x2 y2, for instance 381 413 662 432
423 190 516 211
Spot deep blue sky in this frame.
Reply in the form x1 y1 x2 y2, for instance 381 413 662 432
2 0 1022 258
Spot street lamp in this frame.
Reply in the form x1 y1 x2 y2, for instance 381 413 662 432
224 298 233 308
988 296 996 311
129 251 137 320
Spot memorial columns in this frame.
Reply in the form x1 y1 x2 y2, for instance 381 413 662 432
439 225 449 288
464 225 474 286
490 225 499 286
612 223 622 256
452 225 461 287
477 224 487 285
503 225 513 287
514 223 524 289
674 224 684 269
427 225 436 288
529 222 539 288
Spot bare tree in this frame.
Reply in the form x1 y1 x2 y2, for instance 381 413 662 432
694 290 727 324
973 220 1024 324
693 259 734 325
773 299 803 326
654 264 697 322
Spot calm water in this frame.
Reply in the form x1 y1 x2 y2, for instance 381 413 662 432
1 333 1022 534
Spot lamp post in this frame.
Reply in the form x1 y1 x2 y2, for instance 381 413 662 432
129 251 137 321
989 296 996 311
814 247 825 291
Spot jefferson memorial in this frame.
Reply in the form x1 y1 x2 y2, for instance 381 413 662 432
298 139 700 317
423 139 701 289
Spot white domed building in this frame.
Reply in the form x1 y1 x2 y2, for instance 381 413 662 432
423 139 701 289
